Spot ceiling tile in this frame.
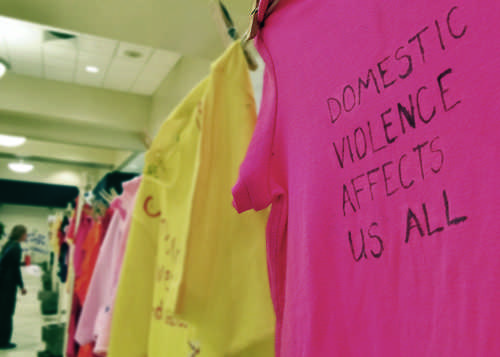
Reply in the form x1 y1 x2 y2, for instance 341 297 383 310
10 60 43 78
103 58 144 92
0 16 178 94
1 17 43 66
45 63 74 83
6 32 42 64
43 56 76 76
43 46 77 67
43 43 77 66
132 49 181 95
78 35 117 57
0 17 43 47
78 51 112 68
75 67 106 87
75 69 105 87
43 37 77 51
7 47 42 64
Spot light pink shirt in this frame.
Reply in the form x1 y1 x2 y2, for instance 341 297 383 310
233 1 500 356
75 177 141 354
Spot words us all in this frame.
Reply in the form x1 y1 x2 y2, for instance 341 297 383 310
348 189 468 262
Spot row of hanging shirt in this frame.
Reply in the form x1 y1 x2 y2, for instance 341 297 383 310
62 31 276 357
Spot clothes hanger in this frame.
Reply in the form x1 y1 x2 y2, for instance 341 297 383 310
109 188 119 201
241 0 280 47
218 1 258 70
99 189 113 205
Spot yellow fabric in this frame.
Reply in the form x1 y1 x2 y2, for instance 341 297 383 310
108 78 210 357
167 42 275 356
109 42 274 357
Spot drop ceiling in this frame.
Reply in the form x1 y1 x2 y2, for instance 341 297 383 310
0 0 254 59
0 16 181 95
0 0 260 193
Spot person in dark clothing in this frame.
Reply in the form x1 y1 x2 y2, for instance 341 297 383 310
0 225 28 350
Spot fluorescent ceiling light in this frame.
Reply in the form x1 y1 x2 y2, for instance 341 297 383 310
0 63 6 78
0 59 8 78
0 134 26 147
8 161 34 174
85 65 99 73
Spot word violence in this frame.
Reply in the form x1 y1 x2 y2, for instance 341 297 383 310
332 68 459 171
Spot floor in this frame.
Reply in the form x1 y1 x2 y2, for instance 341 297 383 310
0 267 61 357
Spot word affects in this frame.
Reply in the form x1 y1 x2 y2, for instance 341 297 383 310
343 136 444 216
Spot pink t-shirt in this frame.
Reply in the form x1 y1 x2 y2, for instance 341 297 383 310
233 1 500 356
75 177 141 354
66 211 93 357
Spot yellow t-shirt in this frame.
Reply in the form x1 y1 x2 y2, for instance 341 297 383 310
161 42 275 356
108 78 211 357
109 41 274 357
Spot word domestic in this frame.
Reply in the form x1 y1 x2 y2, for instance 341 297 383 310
326 5 467 125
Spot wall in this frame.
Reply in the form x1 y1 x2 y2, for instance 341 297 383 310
0 203 54 263
148 55 212 137
0 158 107 188
148 49 265 139
0 73 152 133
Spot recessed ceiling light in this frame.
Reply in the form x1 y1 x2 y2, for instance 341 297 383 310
85 65 99 73
8 161 34 174
0 59 10 78
0 134 26 147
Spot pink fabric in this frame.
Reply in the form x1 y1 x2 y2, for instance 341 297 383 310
93 177 141 354
67 294 83 357
66 213 93 357
74 211 120 346
233 1 500 356
74 177 141 355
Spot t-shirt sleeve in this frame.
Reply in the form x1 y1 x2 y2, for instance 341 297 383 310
232 50 278 213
